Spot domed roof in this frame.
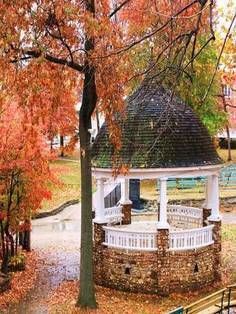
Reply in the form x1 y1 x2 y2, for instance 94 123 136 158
92 83 222 169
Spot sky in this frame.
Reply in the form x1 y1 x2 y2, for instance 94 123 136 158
216 0 236 37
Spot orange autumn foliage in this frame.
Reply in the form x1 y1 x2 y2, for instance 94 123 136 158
0 0 211 153
0 102 54 223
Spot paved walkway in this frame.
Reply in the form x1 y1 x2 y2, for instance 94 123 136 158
8 204 81 314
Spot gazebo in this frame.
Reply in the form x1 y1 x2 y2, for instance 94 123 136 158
92 83 223 295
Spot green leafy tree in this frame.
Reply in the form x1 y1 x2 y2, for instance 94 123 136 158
177 40 226 135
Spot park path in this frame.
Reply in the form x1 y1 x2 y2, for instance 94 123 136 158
7 204 81 314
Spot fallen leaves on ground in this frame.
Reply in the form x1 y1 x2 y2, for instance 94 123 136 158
0 251 40 309
46 279 233 314
222 224 236 283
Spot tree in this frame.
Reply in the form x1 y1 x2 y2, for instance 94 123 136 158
220 71 236 161
0 0 228 308
0 102 53 273
13 61 79 156
177 39 227 136
219 34 236 161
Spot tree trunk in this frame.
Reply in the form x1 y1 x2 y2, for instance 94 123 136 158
22 230 31 251
4 223 14 257
1 236 9 274
15 232 18 255
221 85 232 162
19 231 24 246
76 0 97 308
77 121 96 308
60 135 64 157
77 67 97 309
22 219 31 252
226 125 232 161
0 221 7 273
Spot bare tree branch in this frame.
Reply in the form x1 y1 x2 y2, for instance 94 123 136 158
109 0 131 18
202 12 236 102
15 50 84 72
96 0 200 59
45 5 75 63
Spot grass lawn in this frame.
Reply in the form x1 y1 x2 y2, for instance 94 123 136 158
141 148 236 201
40 159 81 212
46 224 236 314
140 181 236 201
218 148 236 163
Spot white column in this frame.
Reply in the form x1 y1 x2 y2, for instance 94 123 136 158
157 177 170 229
120 178 132 205
204 176 212 209
94 178 106 223
208 174 221 221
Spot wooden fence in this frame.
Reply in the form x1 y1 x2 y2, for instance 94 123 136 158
169 284 236 314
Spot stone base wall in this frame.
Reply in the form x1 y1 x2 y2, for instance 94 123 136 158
94 245 216 294
98 249 158 293
168 246 215 291
93 224 221 294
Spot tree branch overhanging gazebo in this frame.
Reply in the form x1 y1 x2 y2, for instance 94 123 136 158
92 83 223 295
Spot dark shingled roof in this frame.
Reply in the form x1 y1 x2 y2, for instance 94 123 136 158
92 83 222 169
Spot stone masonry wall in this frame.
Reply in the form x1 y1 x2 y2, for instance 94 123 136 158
100 249 158 293
93 224 220 294
94 245 216 293
121 203 132 225
168 246 215 291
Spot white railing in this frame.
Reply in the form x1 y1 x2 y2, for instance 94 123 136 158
167 205 202 218
169 225 214 251
167 205 202 228
104 206 123 224
103 226 157 251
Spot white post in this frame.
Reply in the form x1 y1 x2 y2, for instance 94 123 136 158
120 178 132 205
94 178 106 223
157 177 170 229
208 174 221 221
205 176 212 209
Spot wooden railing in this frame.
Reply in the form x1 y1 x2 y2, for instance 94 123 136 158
103 226 157 251
169 225 214 251
169 284 236 314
